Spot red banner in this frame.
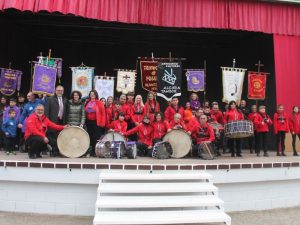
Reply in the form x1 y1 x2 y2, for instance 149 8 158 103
140 60 157 92
248 72 267 100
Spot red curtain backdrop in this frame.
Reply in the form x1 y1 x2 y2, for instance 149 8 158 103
0 0 300 35
274 35 300 114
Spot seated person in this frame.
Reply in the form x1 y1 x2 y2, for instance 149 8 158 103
24 104 68 159
169 113 188 131
109 112 128 134
124 115 153 157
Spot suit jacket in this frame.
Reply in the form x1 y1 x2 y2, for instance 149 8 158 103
44 95 67 125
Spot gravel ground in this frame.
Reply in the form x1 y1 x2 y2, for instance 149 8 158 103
1 207 300 225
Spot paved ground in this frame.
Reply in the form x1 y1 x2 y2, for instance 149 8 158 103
0 150 299 165
1 207 300 225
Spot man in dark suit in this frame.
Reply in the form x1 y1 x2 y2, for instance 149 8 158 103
45 85 67 156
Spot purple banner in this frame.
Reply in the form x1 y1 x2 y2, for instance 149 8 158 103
186 70 205 92
32 64 57 95
0 68 22 96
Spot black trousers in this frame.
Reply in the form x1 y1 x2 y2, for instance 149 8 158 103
292 134 300 152
255 132 268 154
248 132 258 151
276 131 286 153
86 119 105 155
26 135 46 156
228 138 242 155
5 137 16 152
136 142 152 157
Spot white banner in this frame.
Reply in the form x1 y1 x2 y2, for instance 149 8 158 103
116 70 136 94
71 67 94 98
222 67 247 103
95 77 115 99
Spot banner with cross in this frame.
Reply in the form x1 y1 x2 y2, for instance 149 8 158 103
116 70 136 94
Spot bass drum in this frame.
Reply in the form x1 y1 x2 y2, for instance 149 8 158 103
163 129 192 158
57 126 90 158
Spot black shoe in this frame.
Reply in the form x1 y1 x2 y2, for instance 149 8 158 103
250 149 253 154
282 152 287 156
36 154 42 158
256 152 260 157
277 152 281 156
231 153 235 157
236 154 242 157
264 152 269 157
293 152 299 156
29 154 36 159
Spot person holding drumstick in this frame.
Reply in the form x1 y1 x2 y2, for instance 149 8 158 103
224 100 244 157
24 104 69 159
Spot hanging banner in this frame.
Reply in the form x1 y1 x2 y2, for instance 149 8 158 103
116 70 136 94
0 68 22 96
157 61 182 101
186 70 205 92
248 71 267 100
71 67 94 98
222 67 247 103
32 64 57 95
37 56 63 80
95 76 115 99
140 60 157 92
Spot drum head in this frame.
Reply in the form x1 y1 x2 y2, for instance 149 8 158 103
163 129 191 158
57 126 90 158
101 131 125 142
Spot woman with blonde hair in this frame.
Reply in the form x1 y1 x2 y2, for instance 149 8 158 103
131 95 145 126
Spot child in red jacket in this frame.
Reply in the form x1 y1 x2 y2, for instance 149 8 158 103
254 106 272 157
273 104 289 156
109 112 127 134
289 106 300 156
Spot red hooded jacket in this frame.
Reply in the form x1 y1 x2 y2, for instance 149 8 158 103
109 120 128 134
289 113 300 134
224 109 244 123
152 120 170 140
254 113 272 132
190 123 215 144
85 99 106 127
164 105 184 123
125 123 154 146
273 112 289 134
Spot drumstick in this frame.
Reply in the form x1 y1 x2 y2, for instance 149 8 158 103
205 142 213 159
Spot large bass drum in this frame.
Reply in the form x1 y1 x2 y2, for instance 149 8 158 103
57 126 90 158
163 129 192 158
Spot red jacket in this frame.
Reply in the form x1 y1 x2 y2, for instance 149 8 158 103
191 123 215 144
211 110 224 125
125 123 154 146
169 120 188 131
24 113 64 140
164 106 184 123
224 109 244 123
109 120 127 134
105 104 118 128
143 100 160 122
152 121 170 140
85 99 106 127
205 113 217 123
273 112 289 134
289 113 300 134
187 116 200 132
254 113 272 133
248 112 259 131
116 103 131 122
131 103 145 124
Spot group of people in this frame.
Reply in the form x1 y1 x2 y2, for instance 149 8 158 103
0 85 299 159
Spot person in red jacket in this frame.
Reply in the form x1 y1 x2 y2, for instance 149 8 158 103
116 94 131 122
25 104 67 159
289 106 300 156
105 96 117 129
169 113 188 131
211 103 224 125
254 106 272 157
124 115 154 157
187 108 204 134
143 92 160 122
131 95 145 126
84 90 106 157
189 114 215 158
164 97 184 123
151 112 170 144
273 104 289 156
109 112 127 134
224 101 244 157
203 107 217 123
248 105 259 154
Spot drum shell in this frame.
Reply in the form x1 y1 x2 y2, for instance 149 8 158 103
95 141 111 158
126 141 137 159
162 129 192 158
224 120 254 139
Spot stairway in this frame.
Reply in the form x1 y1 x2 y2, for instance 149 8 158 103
94 170 231 225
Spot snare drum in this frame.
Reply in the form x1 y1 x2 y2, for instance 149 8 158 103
152 141 173 159
126 141 137 159
163 129 192 158
101 131 126 142
224 120 254 139
95 141 111 158
95 140 126 159
57 126 90 158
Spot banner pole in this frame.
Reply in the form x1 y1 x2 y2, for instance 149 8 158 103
29 61 34 92
255 60 264 107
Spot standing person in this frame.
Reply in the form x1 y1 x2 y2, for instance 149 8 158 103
248 105 259 154
289 106 300 156
144 92 160 122
17 93 26 152
0 96 7 150
3 98 20 123
84 90 106 157
44 85 68 157
100 97 106 105
224 101 244 157
203 107 216 123
109 112 127 134
64 91 86 127
254 106 272 157
189 93 201 113
17 93 26 114
2 109 17 155
115 94 131 122
239 100 250 119
273 104 289 156
131 95 145 127
124 116 154 157
184 102 193 125
164 97 184 123
105 96 117 129
211 103 224 125
151 112 170 144
203 101 210 108
24 104 67 159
